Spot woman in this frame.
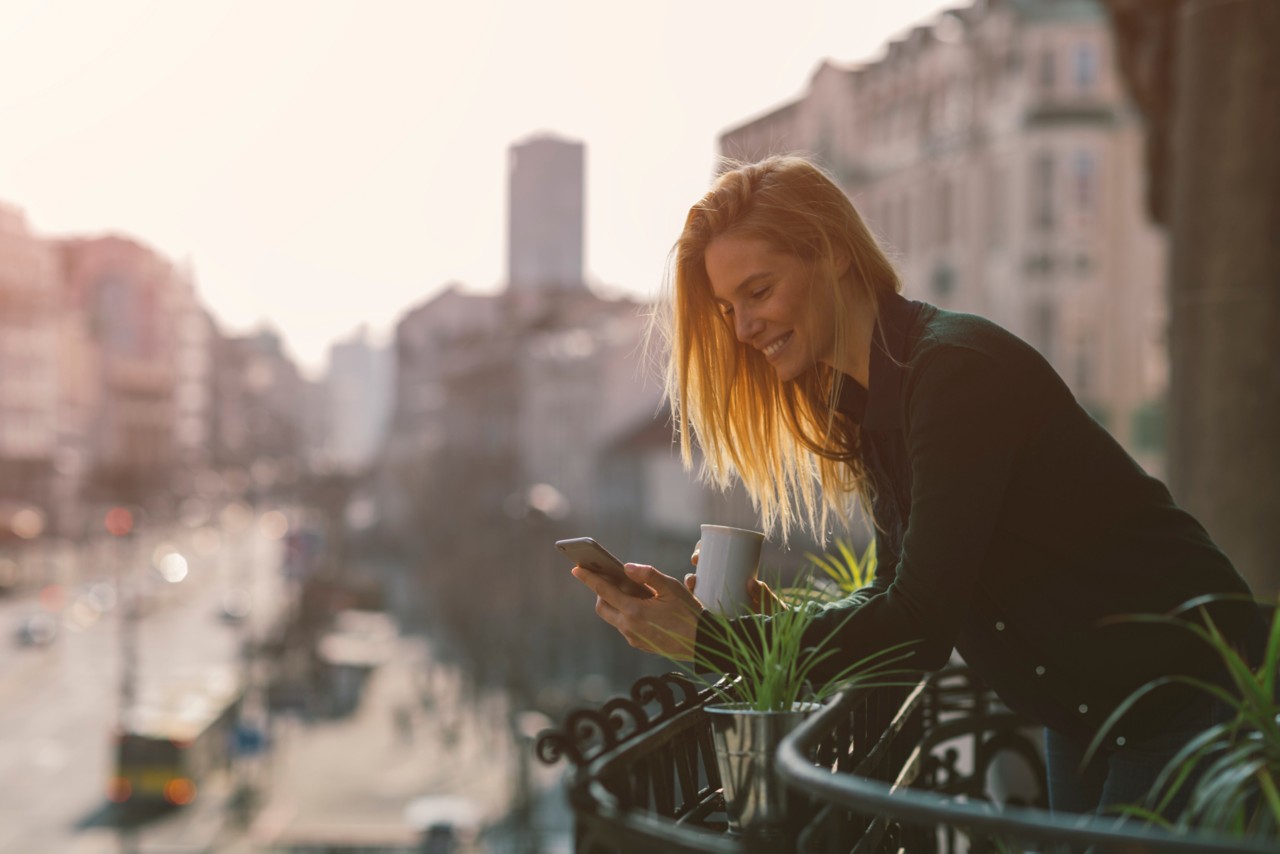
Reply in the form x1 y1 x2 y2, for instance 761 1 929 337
571 155 1261 818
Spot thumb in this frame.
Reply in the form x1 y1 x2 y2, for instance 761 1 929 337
623 563 661 584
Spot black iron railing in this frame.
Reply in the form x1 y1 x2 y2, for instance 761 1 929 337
537 667 1273 854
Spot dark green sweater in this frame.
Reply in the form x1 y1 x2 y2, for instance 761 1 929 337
698 292 1261 743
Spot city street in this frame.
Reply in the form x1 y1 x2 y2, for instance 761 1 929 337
1 514 573 853
0 513 283 853
237 633 571 853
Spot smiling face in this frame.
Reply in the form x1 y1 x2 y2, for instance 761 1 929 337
704 233 836 383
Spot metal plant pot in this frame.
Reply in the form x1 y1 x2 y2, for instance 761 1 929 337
706 702 820 835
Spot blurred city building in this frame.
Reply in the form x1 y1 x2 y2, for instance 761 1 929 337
377 286 657 543
719 0 1166 470
56 234 184 514
299 372 332 471
319 324 392 474
507 133 586 294
374 285 506 549
0 203 59 539
1 202 309 544
168 264 216 488
377 133 754 563
210 327 307 496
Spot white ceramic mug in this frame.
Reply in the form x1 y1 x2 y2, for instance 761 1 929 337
695 524 765 616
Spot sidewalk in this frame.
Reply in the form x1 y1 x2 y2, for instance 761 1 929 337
227 635 535 852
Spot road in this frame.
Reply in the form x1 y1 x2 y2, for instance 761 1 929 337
0 511 285 853
2 512 574 853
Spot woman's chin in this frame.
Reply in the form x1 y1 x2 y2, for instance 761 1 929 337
771 362 807 383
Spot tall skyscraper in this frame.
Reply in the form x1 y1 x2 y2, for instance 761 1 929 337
507 133 585 292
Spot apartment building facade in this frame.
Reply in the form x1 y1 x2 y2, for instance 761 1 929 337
720 0 1166 467
0 203 59 536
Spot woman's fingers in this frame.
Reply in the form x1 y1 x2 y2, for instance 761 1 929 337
574 563 703 660
684 573 697 594
747 578 781 615
625 564 695 605
571 565 630 611
690 540 701 567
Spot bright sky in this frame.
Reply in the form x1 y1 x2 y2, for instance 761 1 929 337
0 0 955 377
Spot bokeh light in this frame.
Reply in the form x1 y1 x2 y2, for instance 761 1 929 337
11 507 45 539
158 553 189 584
38 583 64 612
259 510 289 540
104 507 133 537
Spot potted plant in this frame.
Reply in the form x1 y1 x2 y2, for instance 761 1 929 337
1086 594 1280 842
677 562 913 838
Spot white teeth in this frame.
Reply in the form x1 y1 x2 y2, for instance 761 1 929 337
763 334 790 358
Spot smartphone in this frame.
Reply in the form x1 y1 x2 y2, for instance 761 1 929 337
555 537 654 599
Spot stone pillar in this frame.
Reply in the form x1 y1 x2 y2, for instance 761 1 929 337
1167 0 1280 599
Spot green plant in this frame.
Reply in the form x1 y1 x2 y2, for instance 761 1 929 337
806 538 877 594
675 573 916 712
1086 595 1280 841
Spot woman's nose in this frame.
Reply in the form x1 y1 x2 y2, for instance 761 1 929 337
735 309 762 343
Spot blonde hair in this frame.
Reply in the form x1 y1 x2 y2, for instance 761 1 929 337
652 155 901 540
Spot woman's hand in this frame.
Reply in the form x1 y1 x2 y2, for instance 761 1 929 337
572 563 704 660
684 539 784 616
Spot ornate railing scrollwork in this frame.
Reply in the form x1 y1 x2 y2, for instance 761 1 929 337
535 672 711 770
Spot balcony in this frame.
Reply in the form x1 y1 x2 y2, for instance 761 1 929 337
536 667 1271 853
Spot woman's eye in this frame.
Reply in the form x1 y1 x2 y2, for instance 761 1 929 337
750 286 771 300
718 304 734 317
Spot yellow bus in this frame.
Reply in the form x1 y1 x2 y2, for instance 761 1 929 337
108 669 244 809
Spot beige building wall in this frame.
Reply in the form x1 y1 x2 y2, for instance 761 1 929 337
719 0 1166 465
518 294 661 521
0 203 59 466
55 235 182 500
167 263 213 469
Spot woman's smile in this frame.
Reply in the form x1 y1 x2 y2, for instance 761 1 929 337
761 332 793 360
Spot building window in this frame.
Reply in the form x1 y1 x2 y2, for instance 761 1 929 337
899 195 911 254
1033 300 1055 363
1025 253 1054 277
1132 397 1166 454
931 264 956 300
1074 332 1094 395
937 178 952 247
1073 43 1098 91
1033 152 1056 232
987 165 1005 250
1073 151 1097 215
1039 48 1057 91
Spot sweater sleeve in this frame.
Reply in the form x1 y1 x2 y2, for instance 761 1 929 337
695 347 1040 680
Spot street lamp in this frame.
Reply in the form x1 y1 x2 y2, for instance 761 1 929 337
106 506 139 854
106 507 136 721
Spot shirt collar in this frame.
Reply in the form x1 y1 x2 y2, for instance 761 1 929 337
835 292 922 431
